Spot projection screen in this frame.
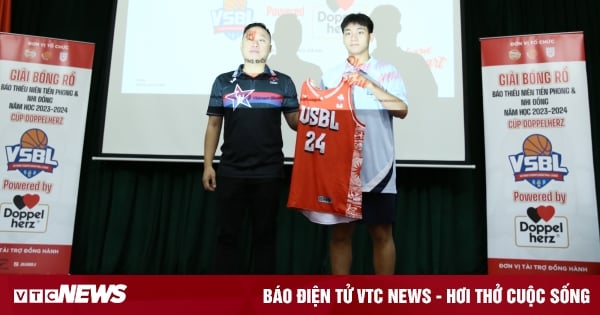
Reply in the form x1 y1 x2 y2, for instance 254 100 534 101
99 0 467 166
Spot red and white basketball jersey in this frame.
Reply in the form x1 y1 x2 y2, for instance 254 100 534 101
287 79 365 220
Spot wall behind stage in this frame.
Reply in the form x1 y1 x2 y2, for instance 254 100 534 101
8 0 599 274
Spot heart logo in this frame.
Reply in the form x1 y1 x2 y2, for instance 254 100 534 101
13 195 26 210
526 207 541 223
15 194 40 209
326 0 354 11
526 205 555 223
23 194 40 208
336 0 353 10
537 205 555 222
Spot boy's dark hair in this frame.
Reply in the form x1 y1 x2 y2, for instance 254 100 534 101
243 22 271 39
340 13 374 33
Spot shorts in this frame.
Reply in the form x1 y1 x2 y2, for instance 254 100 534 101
360 192 397 224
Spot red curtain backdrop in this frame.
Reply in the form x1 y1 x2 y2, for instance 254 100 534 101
0 0 11 32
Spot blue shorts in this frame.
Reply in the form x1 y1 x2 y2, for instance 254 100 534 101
360 192 397 224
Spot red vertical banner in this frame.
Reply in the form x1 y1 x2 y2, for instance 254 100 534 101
480 32 600 274
0 33 94 274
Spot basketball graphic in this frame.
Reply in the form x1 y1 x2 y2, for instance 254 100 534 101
224 0 246 11
523 134 552 156
20 128 48 148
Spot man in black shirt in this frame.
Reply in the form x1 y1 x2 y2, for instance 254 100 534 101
203 22 299 274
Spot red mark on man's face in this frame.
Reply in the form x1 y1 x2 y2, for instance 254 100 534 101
246 30 256 41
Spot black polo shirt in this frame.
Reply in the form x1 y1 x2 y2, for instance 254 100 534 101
207 65 299 178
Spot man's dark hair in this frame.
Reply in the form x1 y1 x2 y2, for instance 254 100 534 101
243 22 271 39
340 13 374 33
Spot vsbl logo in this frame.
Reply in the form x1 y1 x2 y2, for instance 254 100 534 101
210 0 254 41
5 129 58 179
508 134 568 189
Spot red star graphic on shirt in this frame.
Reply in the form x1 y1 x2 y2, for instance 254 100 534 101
226 84 254 110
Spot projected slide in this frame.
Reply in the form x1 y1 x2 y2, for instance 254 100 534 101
102 0 465 163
